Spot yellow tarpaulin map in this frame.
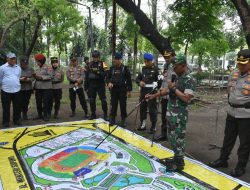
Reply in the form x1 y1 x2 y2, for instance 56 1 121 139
0 119 249 190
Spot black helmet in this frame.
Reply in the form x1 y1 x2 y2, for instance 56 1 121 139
92 50 101 58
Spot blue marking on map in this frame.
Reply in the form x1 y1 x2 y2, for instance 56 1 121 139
74 167 92 177
114 176 145 187
64 147 78 153
85 172 109 184
78 146 108 153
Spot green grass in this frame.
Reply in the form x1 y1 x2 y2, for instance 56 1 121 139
158 177 207 190
112 141 153 173
59 152 90 168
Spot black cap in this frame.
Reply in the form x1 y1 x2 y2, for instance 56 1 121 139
236 49 250 64
114 52 122 60
92 50 101 58
51 57 58 63
84 56 89 62
20 55 29 64
163 49 176 57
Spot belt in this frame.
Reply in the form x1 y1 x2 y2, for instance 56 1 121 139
229 102 250 109
144 84 155 88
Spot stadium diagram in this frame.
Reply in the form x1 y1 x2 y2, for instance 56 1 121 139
0 119 250 190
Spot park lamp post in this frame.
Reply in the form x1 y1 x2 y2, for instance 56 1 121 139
67 0 94 53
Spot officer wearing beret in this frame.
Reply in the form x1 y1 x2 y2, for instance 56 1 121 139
155 49 176 142
136 53 159 134
146 54 196 171
50 57 64 119
19 55 34 120
33 54 53 121
84 50 108 120
106 52 132 127
66 56 88 118
209 49 250 177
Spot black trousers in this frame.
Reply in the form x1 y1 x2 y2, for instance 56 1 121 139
69 88 88 113
35 89 53 117
88 85 107 115
110 87 127 118
51 89 62 114
161 98 168 136
20 90 32 115
1 90 21 124
140 90 157 124
220 114 250 165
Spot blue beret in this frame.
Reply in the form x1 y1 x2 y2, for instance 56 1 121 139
144 53 154 61
114 52 122 59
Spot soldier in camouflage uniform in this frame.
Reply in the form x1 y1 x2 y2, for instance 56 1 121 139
19 56 34 120
50 57 64 119
146 54 195 171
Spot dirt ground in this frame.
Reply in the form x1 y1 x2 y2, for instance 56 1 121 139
1 84 250 184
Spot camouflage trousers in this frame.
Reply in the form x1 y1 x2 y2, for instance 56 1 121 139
166 110 188 157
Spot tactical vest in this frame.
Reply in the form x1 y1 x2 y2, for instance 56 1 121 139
88 61 102 80
111 66 125 86
142 66 157 84
229 70 250 96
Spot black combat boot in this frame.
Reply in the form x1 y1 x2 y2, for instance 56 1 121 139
84 110 89 119
33 113 43 120
148 122 156 134
22 112 29 121
120 117 126 128
109 116 116 126
43 115 49 122
54 110 59 119
175 156 185 171
230 161 246 177
89 113 96 120
155 124 167 141
103 113 109 121
137 120 146 131
208 158 228 168
69 111 75 117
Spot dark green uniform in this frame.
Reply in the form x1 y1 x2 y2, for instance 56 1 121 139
167 73 195 157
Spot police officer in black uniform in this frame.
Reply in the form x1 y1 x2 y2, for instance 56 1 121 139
106 52 132 127
84 50 108 120
136 53 159 134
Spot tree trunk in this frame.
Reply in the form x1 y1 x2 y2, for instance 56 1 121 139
65 43 69 66
0 15 27 50
22 19 26 55
116 0 171 55
25 12 42 58
231 0 250 48
152 0 158 66
47 20 51 58
104 6 110 32
184 40 189 56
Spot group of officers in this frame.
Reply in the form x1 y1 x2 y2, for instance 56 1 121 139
0 48 249 177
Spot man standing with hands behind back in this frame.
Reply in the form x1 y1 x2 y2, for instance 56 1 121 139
106 52 132 127
209 49 250 177
0 53 22 128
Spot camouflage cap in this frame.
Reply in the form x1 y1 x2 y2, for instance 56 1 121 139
173 54 187 65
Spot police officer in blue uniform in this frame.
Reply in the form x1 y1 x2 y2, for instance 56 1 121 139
107 52 132 127
136 53 159 134
84 50 108 120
